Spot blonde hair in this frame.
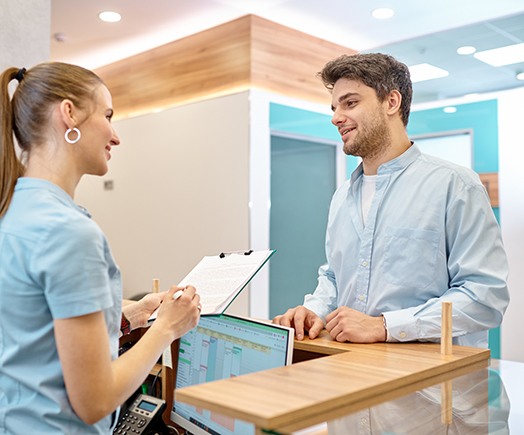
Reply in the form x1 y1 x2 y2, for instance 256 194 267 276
0 62 103 216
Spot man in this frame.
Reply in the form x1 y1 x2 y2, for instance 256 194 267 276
273 53 509 347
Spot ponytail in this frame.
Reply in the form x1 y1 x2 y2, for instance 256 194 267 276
0 68 24 217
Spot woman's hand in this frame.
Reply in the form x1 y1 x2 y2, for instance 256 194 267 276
123 292 165 330
151 285 201 341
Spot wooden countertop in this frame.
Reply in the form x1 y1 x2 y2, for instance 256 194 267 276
175 331 490 433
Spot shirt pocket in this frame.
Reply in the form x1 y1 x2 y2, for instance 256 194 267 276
382 226 441 288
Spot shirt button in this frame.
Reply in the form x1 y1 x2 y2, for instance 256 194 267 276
399 331 407 339
361 260 368 267
358 295 365 301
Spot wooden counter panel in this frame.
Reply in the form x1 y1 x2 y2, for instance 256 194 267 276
175 341 489 430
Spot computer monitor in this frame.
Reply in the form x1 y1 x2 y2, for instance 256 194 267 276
170 314 294 435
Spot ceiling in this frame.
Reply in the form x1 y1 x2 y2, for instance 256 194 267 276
50 0 524 105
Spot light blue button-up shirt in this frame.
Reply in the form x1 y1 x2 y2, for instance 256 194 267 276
304 144 509 347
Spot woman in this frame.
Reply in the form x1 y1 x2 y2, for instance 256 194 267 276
0 62 201 434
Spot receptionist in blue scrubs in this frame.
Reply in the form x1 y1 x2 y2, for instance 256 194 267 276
0 62 201 434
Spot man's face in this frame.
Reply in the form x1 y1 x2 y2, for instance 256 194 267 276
330 78 391 159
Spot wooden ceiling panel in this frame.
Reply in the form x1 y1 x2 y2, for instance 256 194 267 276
95 15 356 117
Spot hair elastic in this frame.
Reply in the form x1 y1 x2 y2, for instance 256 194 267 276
15 68 26 83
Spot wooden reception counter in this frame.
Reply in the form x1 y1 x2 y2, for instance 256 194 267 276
174 330 490 434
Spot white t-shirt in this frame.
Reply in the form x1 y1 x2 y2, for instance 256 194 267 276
361 174 377 223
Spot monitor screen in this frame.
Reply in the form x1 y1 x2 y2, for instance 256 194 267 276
170 314 294 435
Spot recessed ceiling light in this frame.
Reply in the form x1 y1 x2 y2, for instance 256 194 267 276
99 11 121 23
443 107 457 114
457 46 476 55
408 63 449 83
473 42 524 67
371 8 394 19
516 72 524 81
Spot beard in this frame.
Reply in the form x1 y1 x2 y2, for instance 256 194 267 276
343 110 391 160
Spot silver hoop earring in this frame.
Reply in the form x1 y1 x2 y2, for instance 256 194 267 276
65 128 81 144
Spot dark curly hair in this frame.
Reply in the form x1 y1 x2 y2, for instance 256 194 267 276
319 53 412 126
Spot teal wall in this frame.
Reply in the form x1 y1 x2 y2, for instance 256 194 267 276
409 100 501 358
270 103 360 175
408 100 499 173
270 100 499 173
269 136 336 318
270 103 338 140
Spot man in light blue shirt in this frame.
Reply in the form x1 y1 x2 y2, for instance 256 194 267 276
273 53 509 347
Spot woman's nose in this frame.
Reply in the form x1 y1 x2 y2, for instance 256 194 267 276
111 128 120 146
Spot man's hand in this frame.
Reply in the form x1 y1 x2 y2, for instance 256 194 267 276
325 306 386 343
273 305 324 340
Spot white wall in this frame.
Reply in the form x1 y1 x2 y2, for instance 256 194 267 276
0 0 50 71
498 86 524 362
76 92 251 316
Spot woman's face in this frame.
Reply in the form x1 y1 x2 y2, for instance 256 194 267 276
75 85 120 177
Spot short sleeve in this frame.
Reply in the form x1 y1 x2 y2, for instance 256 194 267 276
32 214 113 319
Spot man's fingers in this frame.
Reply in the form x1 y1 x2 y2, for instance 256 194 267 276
292 309 307 340
325 315 337 333
273 314 289 328
325 306 341 323
307 317 324 339
272 307 322 341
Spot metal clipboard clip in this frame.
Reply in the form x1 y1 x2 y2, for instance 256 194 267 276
219 249 254 258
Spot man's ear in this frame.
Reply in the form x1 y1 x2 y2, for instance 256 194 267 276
385 90 402 117
58 99 77 128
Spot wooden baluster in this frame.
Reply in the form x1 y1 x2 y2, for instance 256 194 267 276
441 301 453 425
152 278 160 293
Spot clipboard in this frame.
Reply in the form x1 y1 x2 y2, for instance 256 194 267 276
149 249 275 320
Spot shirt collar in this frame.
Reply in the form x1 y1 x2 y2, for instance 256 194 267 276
15 177 92 218
350 142 420 183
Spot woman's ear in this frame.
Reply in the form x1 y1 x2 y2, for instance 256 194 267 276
58 99 77 128
386 90 402 117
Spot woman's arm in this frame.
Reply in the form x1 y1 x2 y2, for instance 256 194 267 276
54 285 200 424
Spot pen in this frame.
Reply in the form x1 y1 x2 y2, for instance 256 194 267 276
173 289 184 300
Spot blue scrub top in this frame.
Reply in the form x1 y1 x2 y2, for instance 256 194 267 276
0 178 122 434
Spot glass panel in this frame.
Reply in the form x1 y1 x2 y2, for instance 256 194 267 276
276 366 511 435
